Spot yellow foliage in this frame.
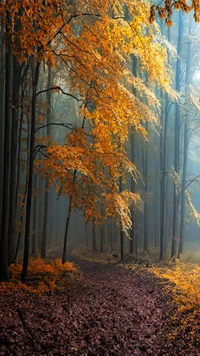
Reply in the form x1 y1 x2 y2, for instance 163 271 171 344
151 261 200 312
0 258 79 294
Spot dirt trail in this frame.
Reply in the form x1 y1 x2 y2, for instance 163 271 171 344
0 258 183 355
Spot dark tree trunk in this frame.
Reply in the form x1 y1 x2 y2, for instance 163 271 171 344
62 198 72 264
92 220 97 251
143 123 148 253
21 62 40 283
41 65 52 258
85 224 89 246
130 55 137 256
130 133 136 255
119 176 124 261
31 174 37 256
100 224 104 253
0 18 5 223
0 16 12 282
8 56 21 265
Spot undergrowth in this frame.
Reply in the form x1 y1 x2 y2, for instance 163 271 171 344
150 260 200 348
150 260 200 312
0 257 80 294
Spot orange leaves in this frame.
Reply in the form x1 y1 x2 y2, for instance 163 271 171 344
25 0 175 236
0 258 78 294
150 0 200 25
0 0 65 63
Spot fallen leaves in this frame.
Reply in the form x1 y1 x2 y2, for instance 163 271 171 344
1 259 199 355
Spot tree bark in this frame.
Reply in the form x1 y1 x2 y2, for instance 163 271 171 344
178 19 191 257
0 18 5 223
0 15 12 282
8 55 21 265
21 61 40 283
171 11 183 258
31 174 37 256
62 198 72 264
92 220 97 252
41 65 52 258
143 123 149 253
119 176 124 261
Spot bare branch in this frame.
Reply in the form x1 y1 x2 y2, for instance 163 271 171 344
185 174 200 190
36 86 83 103
35 122 74 133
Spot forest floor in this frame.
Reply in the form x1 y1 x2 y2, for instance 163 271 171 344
0 252 199 355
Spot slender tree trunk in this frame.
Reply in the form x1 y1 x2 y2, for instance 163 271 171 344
92 220 97 251
171 11 183 258
110 221 113 253
130 55 137 256
119 176 124 261
178 19 191 258
179 120 188 257
0 19 5 223
100 224 104 252
130 134 136 255
21 62 40 283
62 198 72 264
143 123 149 253
85 224 89 246
159 88 169 260
0 16 12 282
8 56 21 265
31 174 37 256
41 65 52 258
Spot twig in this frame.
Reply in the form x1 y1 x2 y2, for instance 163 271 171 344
17 308 52 353
17 308 38 342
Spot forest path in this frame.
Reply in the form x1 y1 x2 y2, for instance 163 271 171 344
0 260 181 356
60 258 174 355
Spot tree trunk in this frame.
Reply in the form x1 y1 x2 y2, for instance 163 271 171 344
0 18 5 224
159 87 169 260
85 224 89 246
119 176 124 261
143 123 149 253
130 55 137 256
41 65 52 258
100 224 104 253
92 220 97 251
31 174 37 256
62 198 72 264
8 56 21 265
178 19 191 258
0 16 12 282
21 62 40 283
130 133 136 255
171 11 183 258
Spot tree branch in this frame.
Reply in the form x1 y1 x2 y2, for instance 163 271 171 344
36 87 83 103
35 122 74 133
185 174 200 190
